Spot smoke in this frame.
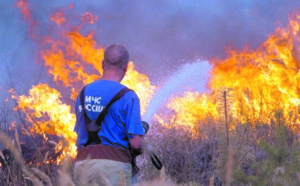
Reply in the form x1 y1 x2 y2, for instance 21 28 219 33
1 0 300 91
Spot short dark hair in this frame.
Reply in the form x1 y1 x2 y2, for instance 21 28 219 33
103 45 129 69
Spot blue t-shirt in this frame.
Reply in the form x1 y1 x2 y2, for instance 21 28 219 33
74 80 145 149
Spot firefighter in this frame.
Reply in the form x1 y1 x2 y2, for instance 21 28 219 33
73 45 145 185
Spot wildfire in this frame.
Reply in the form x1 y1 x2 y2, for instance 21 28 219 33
13 1 300 164
163 12 300 131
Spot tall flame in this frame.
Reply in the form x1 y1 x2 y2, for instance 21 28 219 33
163 12 300 132
16 84 77 163
42 31 104 99
209 12 300 126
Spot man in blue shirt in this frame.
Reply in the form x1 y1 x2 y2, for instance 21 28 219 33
73 45 145 185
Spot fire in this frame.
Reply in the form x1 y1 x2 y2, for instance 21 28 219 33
16 84 77 163
14 0 300 164
42 31 104 99
166 92 218 126
209 12 300 126
163 12 300 131
122 62 155 115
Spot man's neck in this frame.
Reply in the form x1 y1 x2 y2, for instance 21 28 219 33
101 70 124 82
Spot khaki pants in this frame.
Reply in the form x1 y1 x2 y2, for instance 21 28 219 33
74 159 132 186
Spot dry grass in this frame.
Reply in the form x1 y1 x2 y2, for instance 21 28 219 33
57 156 75 186
0 131 23 164
0 124 246 186
1 114 300 186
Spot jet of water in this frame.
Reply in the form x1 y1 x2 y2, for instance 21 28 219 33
143 60 211 124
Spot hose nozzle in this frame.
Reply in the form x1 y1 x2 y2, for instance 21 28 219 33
142 121 149 134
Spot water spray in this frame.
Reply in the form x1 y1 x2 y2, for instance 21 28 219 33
140 61 211 170
143 61 211 123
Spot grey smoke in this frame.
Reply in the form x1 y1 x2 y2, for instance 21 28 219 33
1 0 300 96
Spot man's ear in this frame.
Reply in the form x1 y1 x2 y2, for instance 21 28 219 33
123 64 128 72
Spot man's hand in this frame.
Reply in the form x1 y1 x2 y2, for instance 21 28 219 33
129 135 144 150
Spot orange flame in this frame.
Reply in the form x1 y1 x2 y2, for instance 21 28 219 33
122 62 155 115
42 32 104 91
16 84 77 163
209 12 300 126
163 12 300 132
166 92 218 126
